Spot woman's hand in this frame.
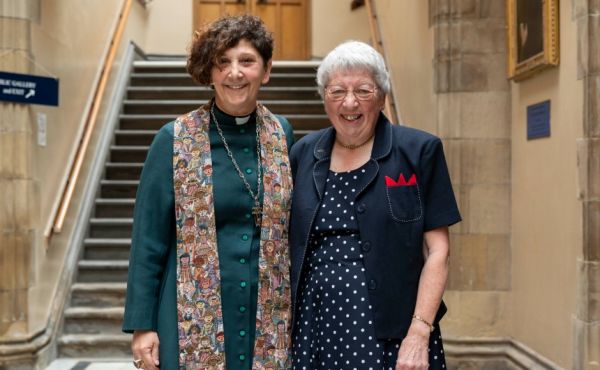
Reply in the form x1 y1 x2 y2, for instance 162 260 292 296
395 322 430 370
395 226 449 369
132 330 160 370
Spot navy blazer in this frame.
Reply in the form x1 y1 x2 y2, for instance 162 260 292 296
289 113 461 339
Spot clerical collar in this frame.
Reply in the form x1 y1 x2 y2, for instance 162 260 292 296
212 103 256 126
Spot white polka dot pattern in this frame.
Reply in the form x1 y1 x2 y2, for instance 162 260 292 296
292 166 447 369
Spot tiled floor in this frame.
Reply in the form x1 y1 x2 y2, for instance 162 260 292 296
44 359 136 370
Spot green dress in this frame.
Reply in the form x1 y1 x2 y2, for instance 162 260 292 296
123 105 294 370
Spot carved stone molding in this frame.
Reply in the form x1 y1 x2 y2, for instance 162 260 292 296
445 336 563 369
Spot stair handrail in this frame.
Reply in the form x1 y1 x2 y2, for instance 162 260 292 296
45 0 133 240
364 0 400 124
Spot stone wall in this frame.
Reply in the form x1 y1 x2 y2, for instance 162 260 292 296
430 0 511 300
429 0 513 367
574 0 600 367
0 3 38 341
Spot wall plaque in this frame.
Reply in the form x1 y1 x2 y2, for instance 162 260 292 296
527 100 550 140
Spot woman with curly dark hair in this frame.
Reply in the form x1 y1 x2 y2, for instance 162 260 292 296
123 14 294 370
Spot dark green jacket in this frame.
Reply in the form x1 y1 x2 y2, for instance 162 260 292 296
123 111 293 370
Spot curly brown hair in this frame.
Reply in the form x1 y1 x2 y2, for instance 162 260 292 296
187 14 274 85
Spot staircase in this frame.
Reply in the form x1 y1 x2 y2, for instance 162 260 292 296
57 60 324 359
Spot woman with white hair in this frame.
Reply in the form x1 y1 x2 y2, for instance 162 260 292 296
288 41 461 369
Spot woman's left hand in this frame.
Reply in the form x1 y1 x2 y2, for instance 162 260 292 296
395 322 430 370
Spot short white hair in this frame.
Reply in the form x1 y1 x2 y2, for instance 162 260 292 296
316 40 391 99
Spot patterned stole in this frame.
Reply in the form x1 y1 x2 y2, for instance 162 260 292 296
173 102 293 369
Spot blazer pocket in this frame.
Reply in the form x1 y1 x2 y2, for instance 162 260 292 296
386 184 423 222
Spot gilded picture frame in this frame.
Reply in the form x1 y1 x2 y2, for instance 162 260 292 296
507 0 559 81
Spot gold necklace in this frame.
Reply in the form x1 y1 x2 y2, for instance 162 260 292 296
335 132 374 150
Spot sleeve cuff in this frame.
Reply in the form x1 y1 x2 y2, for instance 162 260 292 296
122 308 158 333
424 210 462 232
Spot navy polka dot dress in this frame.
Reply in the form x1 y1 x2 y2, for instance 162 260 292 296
292 166 447 370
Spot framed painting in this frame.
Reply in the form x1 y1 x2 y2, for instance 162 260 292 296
507 0 559 81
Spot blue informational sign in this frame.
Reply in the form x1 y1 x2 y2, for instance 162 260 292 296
527 100 551 140
0 71 59 106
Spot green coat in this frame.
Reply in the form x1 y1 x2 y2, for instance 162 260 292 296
123 109 294 370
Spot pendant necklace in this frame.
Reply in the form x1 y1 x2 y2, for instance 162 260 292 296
335 132 375 150
210 103 263 228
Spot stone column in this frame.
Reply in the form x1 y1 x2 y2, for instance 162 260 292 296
430 0 512 365
0 0 39 339
574 1 600 368
431 0 511 288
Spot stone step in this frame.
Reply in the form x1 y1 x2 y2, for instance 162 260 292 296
122 99 325 115
114 130 157 146
110 145 150 163
94 198 135 218
105 163 143 180
119 114 176 130
127 86 319 101
100 179 140 198
132 61 319 75
58 334 131 358
44 358 134 369
294 129 313 140
88 218 133 239
119 113 330 131
63 307 124 335
83 238 132 260
130 72 317 87
77 259 129 283
71 282 127 308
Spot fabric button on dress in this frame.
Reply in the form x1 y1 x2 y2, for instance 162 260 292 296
239 354 246 361
240 281 247 288
362 241 371 252
245 168 252 174
239 305 246 312
357 203 366 213
368 279 377 290
239 330 246 337
239 258 246 264
241 234 249 241
243 147 250 153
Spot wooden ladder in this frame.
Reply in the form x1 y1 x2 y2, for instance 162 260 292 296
365 0 399 124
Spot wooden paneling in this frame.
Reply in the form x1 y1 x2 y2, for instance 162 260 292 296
193 0 247 31
280 2 307 59
193 0 309 60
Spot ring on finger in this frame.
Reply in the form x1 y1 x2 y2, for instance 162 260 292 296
133 359 144 369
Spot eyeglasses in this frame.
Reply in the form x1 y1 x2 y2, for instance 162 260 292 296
324 85 379 101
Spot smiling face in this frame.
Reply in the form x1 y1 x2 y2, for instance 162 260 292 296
211 39 272 116
324 68 385 146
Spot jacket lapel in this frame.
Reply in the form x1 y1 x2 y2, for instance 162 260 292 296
311 127 335 200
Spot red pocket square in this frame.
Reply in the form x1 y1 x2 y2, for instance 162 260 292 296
385 173 417 187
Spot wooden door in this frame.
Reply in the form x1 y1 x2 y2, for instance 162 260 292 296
192 0 309 60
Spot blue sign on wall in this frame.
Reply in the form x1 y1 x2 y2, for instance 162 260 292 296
0 71 59 106
527 100 551 140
